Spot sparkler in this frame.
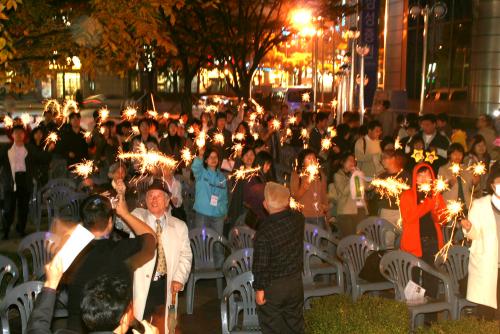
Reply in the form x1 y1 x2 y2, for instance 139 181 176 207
288 116 297 125
118 143 177 174
3 115 13 128
62 100 79 117
229 166 261 182
212 132 225 145
327 126 337 138
249 112 258 122
418 182 432 195
321 138 332 151
468 161 486 176
43 132 59 150
43 99 61 117
449 163 462 176
98 107 110 123
252 133 259 141
146 110 158 119
180 147 194 165
187 126 195 134
233 133 245 141
83 131 92 140
299 162 321 183
371 176 410 205
433 177 450 194
122 106 138 120
394 136 402 150
20 113 31 127
302 92 310 103
205 105 218 114
232 142 244 156
290 197 304 211
411 149 424 163
70 159 95 178
163 112 170 119
436 200 465 261
250 99 264 115
300 128 309 141
271 118 281 131
195 131 207 149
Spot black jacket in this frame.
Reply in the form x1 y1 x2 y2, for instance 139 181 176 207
55 127 89 166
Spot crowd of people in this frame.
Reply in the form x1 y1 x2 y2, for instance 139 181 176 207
1 98 499 332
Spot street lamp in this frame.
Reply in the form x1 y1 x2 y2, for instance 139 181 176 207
409 2 447 115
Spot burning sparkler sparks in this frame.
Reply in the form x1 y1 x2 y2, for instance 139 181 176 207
98 107 110 123
288 116 297 125
180 147 194 165
321 138 332 151
232 142 244 156
300 128 309 141
271 118 281 131
327 126 337 138
290 197 303 211
118 143 177 174
449 163 462 176
468 161 486 176
122 106 138 120
20 113 31 127
44 99 61 117
302 92 310 103
70 160 95 179
229 166 261 182
212 132 225 145
62 100 79 117
233 132 245 141
83 131 92 140
433 177 449 194
43 132 59 150
195 131 207 149
3 115 13 128
436 200 465 261
146 110 158 119
299 162 321 183
371 176 410 205
418 182 432 195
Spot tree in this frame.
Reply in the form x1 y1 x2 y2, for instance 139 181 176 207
205 0 297 100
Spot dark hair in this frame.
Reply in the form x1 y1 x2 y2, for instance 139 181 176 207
92 109 100 121
316 112 329 123
420 114 437 123
407 121 419 130
396 113 406 124
215 112 227 122
382 100 391 109
381 136 394 151
81 195 113 231
253 139 266 149
367 120 382 131
336 123 350 139
382 148 406 170
479 114 493 127
116 121 131 136
332 151 355 176
447 142 465 161
81 271 132 331
469 135 490 159
236 121 250 136
69 112 81 120
253 151 275 182
296 149 320 184
437 112 449 123
12 124 25 132
202 147 221 169
241 146 255 159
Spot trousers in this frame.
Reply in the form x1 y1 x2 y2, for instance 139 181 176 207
257 273 304 334
3 172 30 237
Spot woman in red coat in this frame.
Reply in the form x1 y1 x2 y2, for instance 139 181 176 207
400 162 447 307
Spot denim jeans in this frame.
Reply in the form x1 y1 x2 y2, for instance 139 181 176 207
195 212 225 268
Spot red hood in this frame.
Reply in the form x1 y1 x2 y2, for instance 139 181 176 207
411 162 436 195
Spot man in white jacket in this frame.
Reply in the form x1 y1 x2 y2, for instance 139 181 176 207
461 162 500 321
130 178 192 332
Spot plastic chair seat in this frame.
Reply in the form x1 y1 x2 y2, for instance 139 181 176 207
310 262 338 276
355 279 393 295
192 268 225 279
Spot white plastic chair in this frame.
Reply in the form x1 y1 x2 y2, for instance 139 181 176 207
220 272 260 334
228 226 255 252
379 250 456 330
336 235 393 301
303 243 344 308
0 281 43 334
17 232 56 282
0 255 19 296
356 216 400 250
186 227 229 314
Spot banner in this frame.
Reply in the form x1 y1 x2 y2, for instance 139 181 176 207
360 0 380 108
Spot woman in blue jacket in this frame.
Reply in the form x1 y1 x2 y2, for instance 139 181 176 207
191 147 228 267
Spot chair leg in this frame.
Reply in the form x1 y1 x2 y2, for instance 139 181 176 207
216 278 223 299
186 275 195 315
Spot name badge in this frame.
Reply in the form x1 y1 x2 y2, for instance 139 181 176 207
210 195 219 207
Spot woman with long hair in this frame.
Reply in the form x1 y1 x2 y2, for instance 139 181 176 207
465 135 491 197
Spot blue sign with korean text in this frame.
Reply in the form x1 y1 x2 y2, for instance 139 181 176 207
360 0 380 108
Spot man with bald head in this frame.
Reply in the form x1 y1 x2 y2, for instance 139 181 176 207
252 182 305 334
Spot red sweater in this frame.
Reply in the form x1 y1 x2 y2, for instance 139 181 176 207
400 163 447 257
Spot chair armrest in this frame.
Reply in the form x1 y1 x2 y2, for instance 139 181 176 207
419 260 456 303
318 252 345 290
220 296 230 334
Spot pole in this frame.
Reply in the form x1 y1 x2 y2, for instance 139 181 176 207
349 38 356 111
359 54 365 125
419 7 429 116
321 27 325 104
313 34 319 112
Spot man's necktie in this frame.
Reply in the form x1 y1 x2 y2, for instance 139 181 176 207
155 219 167 276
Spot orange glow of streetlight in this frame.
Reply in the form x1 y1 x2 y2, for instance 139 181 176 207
290 9 316 36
